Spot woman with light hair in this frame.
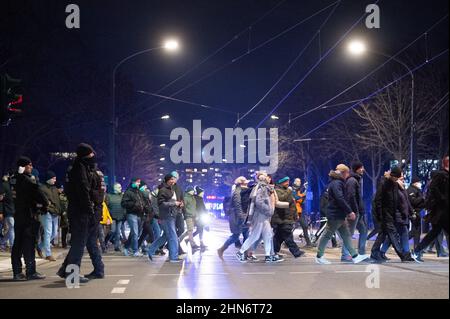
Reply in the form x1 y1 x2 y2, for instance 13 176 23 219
236 172 283 263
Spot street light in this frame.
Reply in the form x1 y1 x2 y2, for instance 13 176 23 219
347 39 416 178
110 40 181 189
160 143 166 147
161 114 170 120
160 157 165 161
270 115 279 120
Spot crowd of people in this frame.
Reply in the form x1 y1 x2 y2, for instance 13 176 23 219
0 141 448 282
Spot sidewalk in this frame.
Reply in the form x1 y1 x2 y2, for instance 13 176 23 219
0 248 67 273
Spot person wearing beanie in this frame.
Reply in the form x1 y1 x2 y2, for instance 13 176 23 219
407 177 426 250
315 164 370 265
217 177 251 259
137 180 155 256
57 143 104 283
147 173 184 262
341 161 368 262
10 156 48 281
413 153 449 261
179 186 199 250
38 171 62 261
272 176 305 259
193 186 208 250
370 166 419 263
121 177 145 257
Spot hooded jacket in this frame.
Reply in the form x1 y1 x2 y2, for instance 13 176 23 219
40 182 62 216
407 184 425 215
248 181 275 224
326 170 352 220
183 192 197 219
425 168 449 224
345 172 365 215
65 157 96 215
107 192 127 221
157 182 181 220
121 186 145 217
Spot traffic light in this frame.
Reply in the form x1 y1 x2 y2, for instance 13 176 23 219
0 73 23 126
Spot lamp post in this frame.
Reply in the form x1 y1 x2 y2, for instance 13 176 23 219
347 40 416 178
109 39 179 189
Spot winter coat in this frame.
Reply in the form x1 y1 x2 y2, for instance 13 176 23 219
272 185 297 225
1 180 15 217
100 201 113 225
374 173 403 224
65 158 96 216
40 183 62 216
319 190 329 218
425 169 449 225
150 191 159 218
121 187 145 217
106 193 126 221
141 189 154 220
183 192 197 219
407 185 425 217
157 182 182 220
345 172 365 215
11 173 48 225
292 185 306 216
248 181 275 224
59 192 69 228
396 186 413 225
327 170 352 220
228 186 246 234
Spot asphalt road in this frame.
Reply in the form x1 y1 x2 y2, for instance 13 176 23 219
0 219 448 299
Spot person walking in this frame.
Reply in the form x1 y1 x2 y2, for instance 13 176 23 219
180 185 199 250
315 164 370 265
407 176 426 250
292 178 313 248
106 183 127 252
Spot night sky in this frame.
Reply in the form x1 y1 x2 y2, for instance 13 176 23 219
1 0 449 181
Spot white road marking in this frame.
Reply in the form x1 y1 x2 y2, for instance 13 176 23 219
242 272 275 275
335 270 370 273
111 287 126 294
289 271 322 274
148 273 181 276
117 279 130 285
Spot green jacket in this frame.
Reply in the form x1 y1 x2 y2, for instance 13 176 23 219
107 193 127 221
271 185 297 225
184 192 197 219
40 183 62 216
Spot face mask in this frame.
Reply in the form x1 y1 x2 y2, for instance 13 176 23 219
113 184 122 194
131 183 139 189
139 185 147 192
83 156 97 167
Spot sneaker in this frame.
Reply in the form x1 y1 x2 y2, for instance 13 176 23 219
341 255 353 263
156 249 166 256
169 258 184 263
85 272 105 279
191 244 201 251
36 248 44 259
236 251 247 263
381 252 391 260
271 254 284 262
246 254 259 262
45 255 56 262
352 254 370 264
26 272 46 280
315 256 331 265
437 252 449 258
13 273 27 281
370 252 385 263
132 252 143 257
294 250 305 258
409 251 424 263
123 248 129 256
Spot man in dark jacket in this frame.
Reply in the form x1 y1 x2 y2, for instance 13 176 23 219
137 180 155 253
169 171 187 255
370 166 418 263
107 183 126 251
57 143 104 283
413 154 449 261
121 177 145 257
217 176 250 259
316 164 369 265
10 156 48 280
317 189 338 247
272 177 305 258
147 174 184 262
407 176 426 250
0 170 15 250
341 161 368 261
38 171 61 261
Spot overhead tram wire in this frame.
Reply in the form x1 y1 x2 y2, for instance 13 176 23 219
119 0 341 125
298 48 449 139
236 0 342 126
117 0 286 123
255 0 383 128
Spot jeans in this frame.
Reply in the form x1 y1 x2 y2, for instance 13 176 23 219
148 216 178 260
317 219 356 258
125 214 142 254
381 223 410 254
342 213 368 258
111 220 124 250
1 216 15 247
11 219 40 276
273 223 303 257
415 214 449 254
371 220 409 260
59 213 104 276
38 213 59 257
222 220 249 250
409 216 422 249
150 218 162 243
